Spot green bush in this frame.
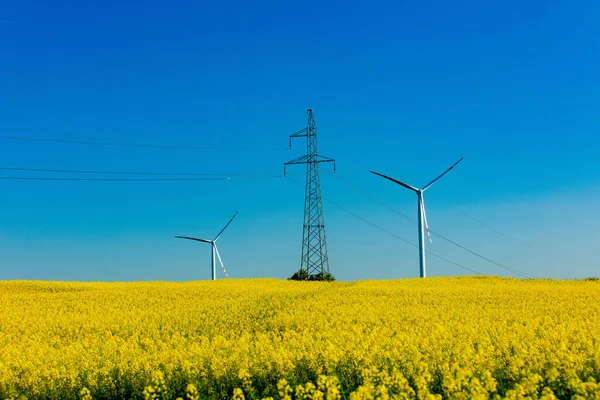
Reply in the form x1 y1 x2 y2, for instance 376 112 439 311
288 269 335 281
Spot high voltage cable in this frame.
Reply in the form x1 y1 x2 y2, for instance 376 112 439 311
286 176 483 276
333 173 535 278
0 135 289 152
333 173 534 278
323 197 484 276
333 173 416 224
0 166 280 177
459 210 537 251
426 229 536 279
0 175 282 182
331 173 536 278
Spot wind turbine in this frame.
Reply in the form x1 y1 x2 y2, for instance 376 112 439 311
370 158 463 278
175 211 238 280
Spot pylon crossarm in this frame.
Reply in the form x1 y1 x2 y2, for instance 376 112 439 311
286 156 334 167
289 128 308 138
285 155 310 165
317 157 336 173
316 156 335 163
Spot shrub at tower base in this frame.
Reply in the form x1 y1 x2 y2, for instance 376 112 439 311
288 268 336 281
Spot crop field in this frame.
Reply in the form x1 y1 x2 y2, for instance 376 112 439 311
1 277 599 399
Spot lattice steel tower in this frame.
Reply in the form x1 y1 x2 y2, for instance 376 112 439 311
284 109 335 278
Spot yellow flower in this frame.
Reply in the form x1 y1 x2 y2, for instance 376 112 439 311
232 387 245 400
79 387 93 400
0 278 598 399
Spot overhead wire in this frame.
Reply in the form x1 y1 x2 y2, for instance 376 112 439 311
330 172 536 278
0 134 289 152
334 173 416 224
286 176 483 276
0 166 281 177
0 177 231 181
0 176 283 181
458 210 537 251
425 229 535 278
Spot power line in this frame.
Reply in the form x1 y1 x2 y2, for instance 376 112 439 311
0 166 280 177
334 173 416 224
286 176 483 276
0 135 289 152
0 175 282 182
331 173 536 278
459 210 537 251
333 173 534 278
428 229 536 279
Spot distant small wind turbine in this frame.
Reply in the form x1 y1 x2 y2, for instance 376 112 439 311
175 211 238 280
370 158 463 278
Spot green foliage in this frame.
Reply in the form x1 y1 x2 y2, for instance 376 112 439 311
288 269 335 282
311 271 336 282
288 268 309 281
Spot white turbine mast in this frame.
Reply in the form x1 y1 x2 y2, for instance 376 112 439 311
370 158 463 278
175 211 238 280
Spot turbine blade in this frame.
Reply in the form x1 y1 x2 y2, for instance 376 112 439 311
420 197 433 244
369 171 419 193
175 236 212 244
421 157 464 191
214 245 229 278
214 211 238 241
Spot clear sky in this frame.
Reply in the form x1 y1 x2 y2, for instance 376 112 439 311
1 0 598 281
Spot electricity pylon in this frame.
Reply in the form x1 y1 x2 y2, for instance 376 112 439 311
285 109 335 278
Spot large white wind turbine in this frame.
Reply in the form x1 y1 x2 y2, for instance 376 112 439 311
370 158 463 278
175 211 238 280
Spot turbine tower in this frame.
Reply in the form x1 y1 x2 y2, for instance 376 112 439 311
370 158 463 278
175 211 238 280
285 109 335 279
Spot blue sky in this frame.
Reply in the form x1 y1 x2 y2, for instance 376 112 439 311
1 0 598 280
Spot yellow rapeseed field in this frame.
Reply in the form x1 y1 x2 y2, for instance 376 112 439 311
1 277 599 400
